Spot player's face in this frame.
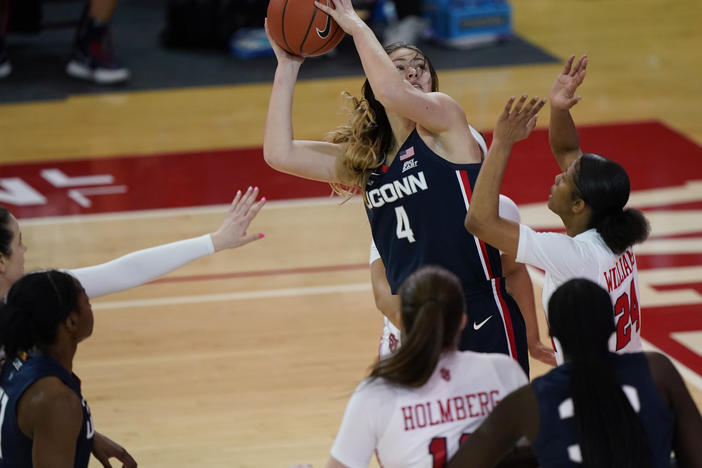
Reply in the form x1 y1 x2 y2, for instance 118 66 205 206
0 215 27 290
74 283 94 342
547 160 582 216
389 48 433 93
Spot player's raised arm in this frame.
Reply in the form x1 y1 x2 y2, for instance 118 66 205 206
548 55 587 171
262 19 350 185
314 0 467 137
465 95 545 257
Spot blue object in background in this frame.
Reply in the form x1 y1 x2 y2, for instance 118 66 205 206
423 0 513 48
230 28 274 59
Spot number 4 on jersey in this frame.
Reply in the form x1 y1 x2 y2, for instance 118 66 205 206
395 206 416 243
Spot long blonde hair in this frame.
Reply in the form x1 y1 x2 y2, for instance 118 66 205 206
326 43 439 197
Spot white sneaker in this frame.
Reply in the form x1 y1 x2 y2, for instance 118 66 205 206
65 42 130 85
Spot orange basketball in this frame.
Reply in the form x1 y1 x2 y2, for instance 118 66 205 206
267 0 346 57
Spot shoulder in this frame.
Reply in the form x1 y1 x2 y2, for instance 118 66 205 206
498 195 520 223
428 91 465 113
576 229 611 251
22 376 80 412
18 376 82 433
644 351 677 387
354 377 395 402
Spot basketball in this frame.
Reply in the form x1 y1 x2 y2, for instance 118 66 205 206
267 0 346 57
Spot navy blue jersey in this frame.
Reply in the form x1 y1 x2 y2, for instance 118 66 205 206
531 353 674 467
0 354 94 468
364 129 528 373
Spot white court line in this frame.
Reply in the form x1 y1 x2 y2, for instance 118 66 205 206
20 195 361 226
93 282 372 310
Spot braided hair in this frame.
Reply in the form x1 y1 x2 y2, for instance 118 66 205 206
0 270 80 357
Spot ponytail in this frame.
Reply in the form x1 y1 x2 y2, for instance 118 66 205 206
574 154 650 255
369 266 464 387
592 208 650 255
549 279 652 468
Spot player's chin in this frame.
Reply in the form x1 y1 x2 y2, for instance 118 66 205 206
546 197 555 212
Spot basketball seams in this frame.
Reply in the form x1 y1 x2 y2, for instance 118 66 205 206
268 0 344 57
280 0 294 55
299 2 320 56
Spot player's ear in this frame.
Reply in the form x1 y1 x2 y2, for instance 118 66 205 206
571 197 587 215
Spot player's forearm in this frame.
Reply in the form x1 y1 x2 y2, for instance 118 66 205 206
548 106 581 170
264 63 302 169
69 235 214 298
465 139 511 235
348 21 404 105
506 266 540 344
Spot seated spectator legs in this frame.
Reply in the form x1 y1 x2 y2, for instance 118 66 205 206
66 0 130 84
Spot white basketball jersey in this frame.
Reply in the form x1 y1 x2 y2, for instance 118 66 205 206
330 351 528 468
517 227 643 364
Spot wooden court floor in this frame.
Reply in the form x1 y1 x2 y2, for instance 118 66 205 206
2 0 702 466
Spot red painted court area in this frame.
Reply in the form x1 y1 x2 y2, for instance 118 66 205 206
2 121 699 218
2 120 702 379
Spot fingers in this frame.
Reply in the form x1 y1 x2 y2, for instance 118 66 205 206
240 186 259 209
500 96 516 118
573 54 587 74
562 54 575 75
314 0 333 15
230 189 243 210
121 451 138 468
503 95 546 118
239 232 266 247
512 94 528 114
229 186 257 215
247 196 267 221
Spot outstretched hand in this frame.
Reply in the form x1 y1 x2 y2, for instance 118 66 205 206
549 55 587 111
314 0 365 35
210 186 266 252
493 94 546 145
264 18 305 66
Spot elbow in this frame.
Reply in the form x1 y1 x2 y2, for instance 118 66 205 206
465 211 487 240
262 146 277 168
262 143 286 171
